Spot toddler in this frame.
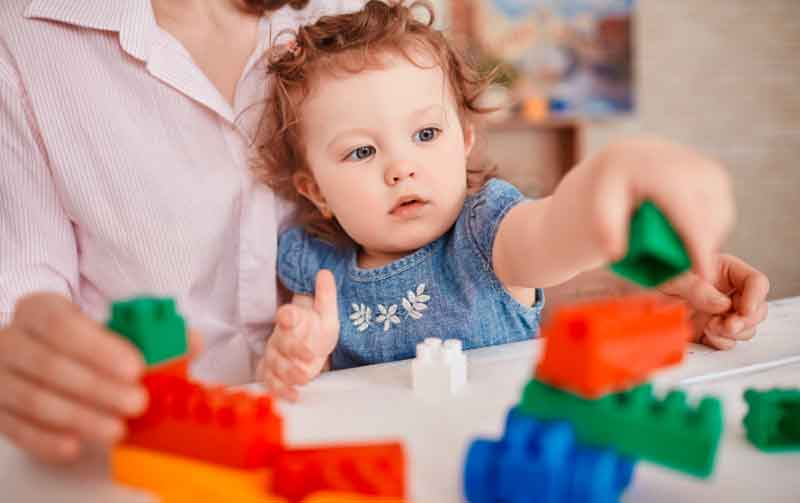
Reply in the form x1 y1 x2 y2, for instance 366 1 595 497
254 0 742 400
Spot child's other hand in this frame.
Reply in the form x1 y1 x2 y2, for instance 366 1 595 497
565 136 735 281
658 254 770 350
259 270 339 401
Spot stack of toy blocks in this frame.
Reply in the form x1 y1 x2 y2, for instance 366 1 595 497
464 201 725 503
107 297 407 503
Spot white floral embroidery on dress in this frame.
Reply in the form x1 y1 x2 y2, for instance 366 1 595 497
352 284 431 333
402 283 430 320
350 303 372 332
376 304 401 332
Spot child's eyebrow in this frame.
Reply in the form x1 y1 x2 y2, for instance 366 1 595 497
412 104 446 120
326 128 374 152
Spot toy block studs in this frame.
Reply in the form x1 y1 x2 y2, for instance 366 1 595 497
107 296 187 366
519 379 723 478
411 337 467 397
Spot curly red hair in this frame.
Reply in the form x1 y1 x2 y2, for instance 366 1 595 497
253 0 499 248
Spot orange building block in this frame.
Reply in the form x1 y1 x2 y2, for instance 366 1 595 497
124 372 283 469
111 445 285 503
536 295 691 398
302 492 407 503
273 443 406 502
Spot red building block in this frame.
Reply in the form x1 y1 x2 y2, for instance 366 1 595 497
536 295 691 398
123 372 283 469
272 443 406 502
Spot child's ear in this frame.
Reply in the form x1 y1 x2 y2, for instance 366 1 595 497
463 122 476 158
293 171 333 219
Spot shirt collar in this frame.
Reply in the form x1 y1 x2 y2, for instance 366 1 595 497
24 0 156 62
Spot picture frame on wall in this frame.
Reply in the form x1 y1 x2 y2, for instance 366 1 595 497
447 0 635 120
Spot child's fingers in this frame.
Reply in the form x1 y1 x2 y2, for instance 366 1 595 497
313 269 339 329
262 368 299 402
275 304 299 331
655 203 722 282
310 270 340 356
729 327 756 342
269 352 314 386
714 308 766 341
701 332 737 350
658 273 732 314
272 305 315 363
723 256 771 316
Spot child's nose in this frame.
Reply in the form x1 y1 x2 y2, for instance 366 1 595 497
384 160 417 186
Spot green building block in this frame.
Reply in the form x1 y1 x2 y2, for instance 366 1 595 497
106 297 187 366
743 388 800 451
518 379 723 478
610 200 691 287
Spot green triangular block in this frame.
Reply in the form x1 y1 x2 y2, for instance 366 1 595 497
107 296 187 366
611 200 691 287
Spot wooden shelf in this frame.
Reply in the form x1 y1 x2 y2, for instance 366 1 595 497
485 116 584 132
483 116 584 197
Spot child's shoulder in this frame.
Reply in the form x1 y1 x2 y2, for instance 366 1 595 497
456 177 527 259
277 226 348 295
465 177 525 210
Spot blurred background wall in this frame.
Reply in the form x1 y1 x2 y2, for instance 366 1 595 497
448 0 800 299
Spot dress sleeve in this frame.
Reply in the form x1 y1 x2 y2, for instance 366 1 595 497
276 226 339 295
464 178 526 268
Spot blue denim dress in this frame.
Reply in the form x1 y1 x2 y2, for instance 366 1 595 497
277 178 545 370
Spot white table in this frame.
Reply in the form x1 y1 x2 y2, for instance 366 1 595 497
2 297 799 502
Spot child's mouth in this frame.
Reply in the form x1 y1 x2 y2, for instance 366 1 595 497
390 199 427 217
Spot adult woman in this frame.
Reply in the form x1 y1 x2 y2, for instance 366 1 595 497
0 0 358 462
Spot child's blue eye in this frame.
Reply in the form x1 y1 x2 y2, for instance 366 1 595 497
345 145 376 161
414 127 441 143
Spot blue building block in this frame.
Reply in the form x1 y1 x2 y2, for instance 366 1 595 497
464 408 636 503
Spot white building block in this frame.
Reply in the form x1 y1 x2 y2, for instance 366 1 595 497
411 338 467 397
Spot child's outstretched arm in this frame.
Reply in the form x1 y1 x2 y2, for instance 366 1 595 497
258 270 339 401
492 136 735 290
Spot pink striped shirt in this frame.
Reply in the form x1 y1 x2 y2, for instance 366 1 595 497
0 0 359 384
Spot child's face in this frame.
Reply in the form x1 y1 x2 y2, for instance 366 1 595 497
297 52 474 261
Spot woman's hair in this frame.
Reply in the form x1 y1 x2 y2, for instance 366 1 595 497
253 0 499 248
241 0 310 12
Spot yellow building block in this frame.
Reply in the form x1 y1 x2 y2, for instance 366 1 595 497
302 492 408 503
111 445 285 503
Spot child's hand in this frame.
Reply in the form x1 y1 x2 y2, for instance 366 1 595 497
659 254 770 349
259 270 339 401
596 139 734 280
548 136 735 281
